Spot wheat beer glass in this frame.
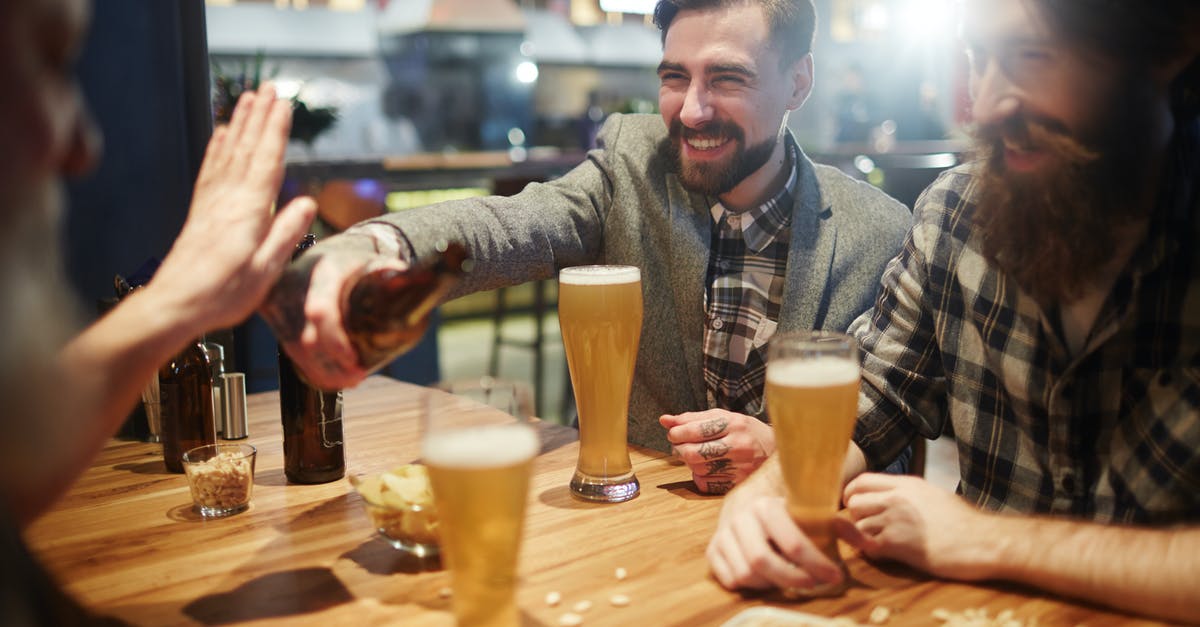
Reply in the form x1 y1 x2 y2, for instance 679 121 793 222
766 331 860 597
558 265 643 502
422 389 539 627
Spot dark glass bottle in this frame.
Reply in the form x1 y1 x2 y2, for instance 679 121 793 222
280 234 346 484
344 241 469 373
160 339 216 473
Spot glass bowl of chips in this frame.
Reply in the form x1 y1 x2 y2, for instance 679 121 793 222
349 463 440 557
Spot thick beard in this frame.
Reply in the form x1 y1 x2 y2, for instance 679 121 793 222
0 182 83 445
667 118 777 196
971 83 1157 305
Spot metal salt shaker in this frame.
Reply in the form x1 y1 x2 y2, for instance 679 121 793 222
221 372 249 440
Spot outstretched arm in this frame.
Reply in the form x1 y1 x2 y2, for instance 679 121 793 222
12 84 315 525
843 473 1200 624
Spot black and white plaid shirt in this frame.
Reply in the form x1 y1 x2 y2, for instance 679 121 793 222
851 121 1200 524
702 139 799 418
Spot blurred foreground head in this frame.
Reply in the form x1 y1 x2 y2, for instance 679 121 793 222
964 0 1200 304
0 0 99 436
1033 0 1200 122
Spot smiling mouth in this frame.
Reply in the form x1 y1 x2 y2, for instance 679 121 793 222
1002 139 1047 171
685 136 728 151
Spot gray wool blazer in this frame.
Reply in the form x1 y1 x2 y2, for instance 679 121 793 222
358 113 912 451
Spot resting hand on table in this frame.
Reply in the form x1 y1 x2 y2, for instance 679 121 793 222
843 473 991 580
705 457 854 591
661 409 775 494
259 229 410 390
707 471 985 592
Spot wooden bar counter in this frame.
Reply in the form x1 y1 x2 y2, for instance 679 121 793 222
25 377 1163 626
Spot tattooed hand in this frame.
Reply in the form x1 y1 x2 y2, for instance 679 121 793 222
660 409 776 494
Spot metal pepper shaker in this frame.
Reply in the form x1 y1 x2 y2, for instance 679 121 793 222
221 372 249 440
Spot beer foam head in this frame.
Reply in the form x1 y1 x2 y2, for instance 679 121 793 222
767 357 859 387
559 265 641 285
422 424 539 468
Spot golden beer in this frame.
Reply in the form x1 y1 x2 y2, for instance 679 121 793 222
424 424 538 627
558 265 642 502
766 333 860 596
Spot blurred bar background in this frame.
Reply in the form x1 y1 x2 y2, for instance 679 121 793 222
64 0 970 424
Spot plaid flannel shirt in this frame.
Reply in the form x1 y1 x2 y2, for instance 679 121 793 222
850 122 1200 524
702 139 799 418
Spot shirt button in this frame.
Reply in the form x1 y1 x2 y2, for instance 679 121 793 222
727 214 741 228
711 317 725 330
717 259 731 272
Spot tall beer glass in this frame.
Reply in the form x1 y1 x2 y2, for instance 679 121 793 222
765 331 860 597
422 389 539 627
558 265 642 502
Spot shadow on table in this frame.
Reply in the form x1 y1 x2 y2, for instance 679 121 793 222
341 538 442 575
273 492 356 532
534 483 624 510
112 458 170 475
655 479 719 500
252 466 290 487
182 567 353 624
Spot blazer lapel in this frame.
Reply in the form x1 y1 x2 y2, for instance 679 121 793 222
666 174 712 409
779 153 837 333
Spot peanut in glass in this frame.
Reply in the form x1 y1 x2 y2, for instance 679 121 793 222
765 331 860 597
557 265 643 503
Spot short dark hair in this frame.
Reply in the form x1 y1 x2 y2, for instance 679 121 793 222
652 0 817 67
1029 0 1200 120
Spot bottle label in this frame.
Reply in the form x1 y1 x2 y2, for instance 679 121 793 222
317 391 344 448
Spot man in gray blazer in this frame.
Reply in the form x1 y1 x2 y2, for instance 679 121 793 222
262 0 911 493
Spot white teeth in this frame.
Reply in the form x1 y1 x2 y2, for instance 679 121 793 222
1003 140 1032 153
687 137 724 150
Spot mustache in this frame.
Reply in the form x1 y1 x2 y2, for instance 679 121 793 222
969 114 1099 167
668 118 744 143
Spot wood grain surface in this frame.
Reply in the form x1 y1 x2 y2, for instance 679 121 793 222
24 377 1164 626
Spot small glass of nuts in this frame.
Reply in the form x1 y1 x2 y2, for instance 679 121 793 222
182 443 256 518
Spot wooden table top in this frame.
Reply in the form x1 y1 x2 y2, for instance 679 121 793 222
25 377 1163 626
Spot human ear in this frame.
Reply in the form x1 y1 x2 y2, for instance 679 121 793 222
787 53 815 111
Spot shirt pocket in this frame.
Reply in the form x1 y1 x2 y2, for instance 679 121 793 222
752 318 777 350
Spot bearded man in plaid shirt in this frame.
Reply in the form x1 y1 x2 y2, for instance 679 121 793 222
708 0 1200 622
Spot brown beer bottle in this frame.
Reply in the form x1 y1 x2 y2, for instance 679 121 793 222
160 339 216 473
344 241 469 373
280 234 346 484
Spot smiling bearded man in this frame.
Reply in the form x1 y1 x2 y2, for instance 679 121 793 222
972 65 1167 305
257 0 914 497
667 117 779 197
